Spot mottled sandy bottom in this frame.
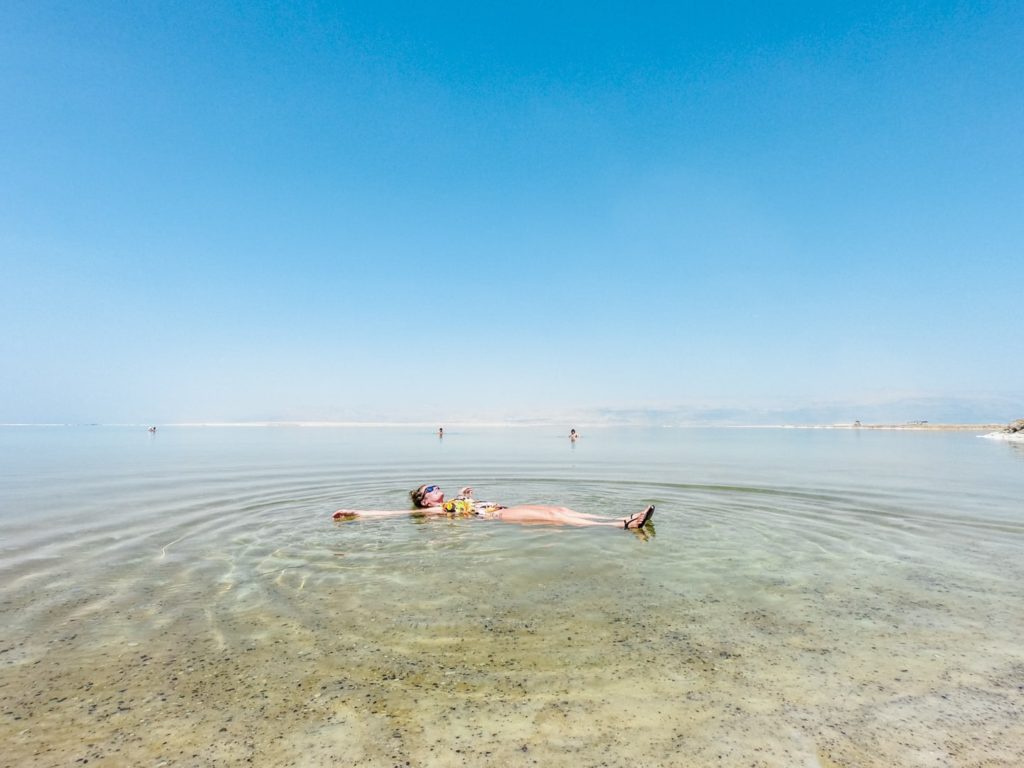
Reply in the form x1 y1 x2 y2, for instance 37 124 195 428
3 526 1023 768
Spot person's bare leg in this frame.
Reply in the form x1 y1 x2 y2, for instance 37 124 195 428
493 505 597 526
539 506 655 524
495 505 654 528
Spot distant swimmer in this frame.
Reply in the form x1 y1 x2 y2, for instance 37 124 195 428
148 426 157 433
438 427 444 438
569 428 579 441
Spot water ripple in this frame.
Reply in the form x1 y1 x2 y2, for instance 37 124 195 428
2 427 1024 767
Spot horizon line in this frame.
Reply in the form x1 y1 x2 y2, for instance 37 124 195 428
0 420 1007 430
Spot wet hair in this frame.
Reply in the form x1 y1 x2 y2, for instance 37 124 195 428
410 485 430 508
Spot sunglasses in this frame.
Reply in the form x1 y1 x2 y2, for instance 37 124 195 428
422 485 439 493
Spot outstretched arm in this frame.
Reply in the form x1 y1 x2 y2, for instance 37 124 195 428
332 507 447 520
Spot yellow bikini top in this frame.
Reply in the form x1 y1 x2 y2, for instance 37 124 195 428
442 497 504 517
442 498 475 516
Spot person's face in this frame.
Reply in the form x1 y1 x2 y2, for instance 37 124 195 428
420 484 444 505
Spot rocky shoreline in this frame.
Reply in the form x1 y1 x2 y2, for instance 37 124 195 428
982 418 1024 442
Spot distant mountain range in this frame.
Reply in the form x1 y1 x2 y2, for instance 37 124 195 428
566 395 1022 427
6 395 1019 429
240 394 1024 427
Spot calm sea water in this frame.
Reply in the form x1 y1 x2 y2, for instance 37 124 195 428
1 426 1023 767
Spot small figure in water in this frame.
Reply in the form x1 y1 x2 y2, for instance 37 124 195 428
148 426 157 433
438 426 444 438
569 428 579 441
333 484 654 530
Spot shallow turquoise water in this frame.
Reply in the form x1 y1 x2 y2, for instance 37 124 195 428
1 426 1023 767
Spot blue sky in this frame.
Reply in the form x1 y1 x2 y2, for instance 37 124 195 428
2 1 1022 424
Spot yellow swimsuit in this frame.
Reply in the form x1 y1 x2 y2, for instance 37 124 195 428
442 497 505 518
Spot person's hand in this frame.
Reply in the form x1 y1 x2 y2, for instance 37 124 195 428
459 486 474 498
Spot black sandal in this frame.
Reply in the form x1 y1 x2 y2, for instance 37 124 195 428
624 505 655 529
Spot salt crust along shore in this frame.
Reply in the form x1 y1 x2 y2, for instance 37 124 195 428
982 432 1024 442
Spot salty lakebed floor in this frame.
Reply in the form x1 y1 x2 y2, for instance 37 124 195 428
3 516 1023 768
3 425 1024 766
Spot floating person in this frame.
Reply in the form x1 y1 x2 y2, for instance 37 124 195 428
148 426 157 433
333 484 654 530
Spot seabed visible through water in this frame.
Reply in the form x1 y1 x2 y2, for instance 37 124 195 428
1 426 1023 766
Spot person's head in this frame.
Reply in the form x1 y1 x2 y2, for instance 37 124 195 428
410 483 443 508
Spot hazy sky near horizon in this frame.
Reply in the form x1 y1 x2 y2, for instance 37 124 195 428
2 1 1022 423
